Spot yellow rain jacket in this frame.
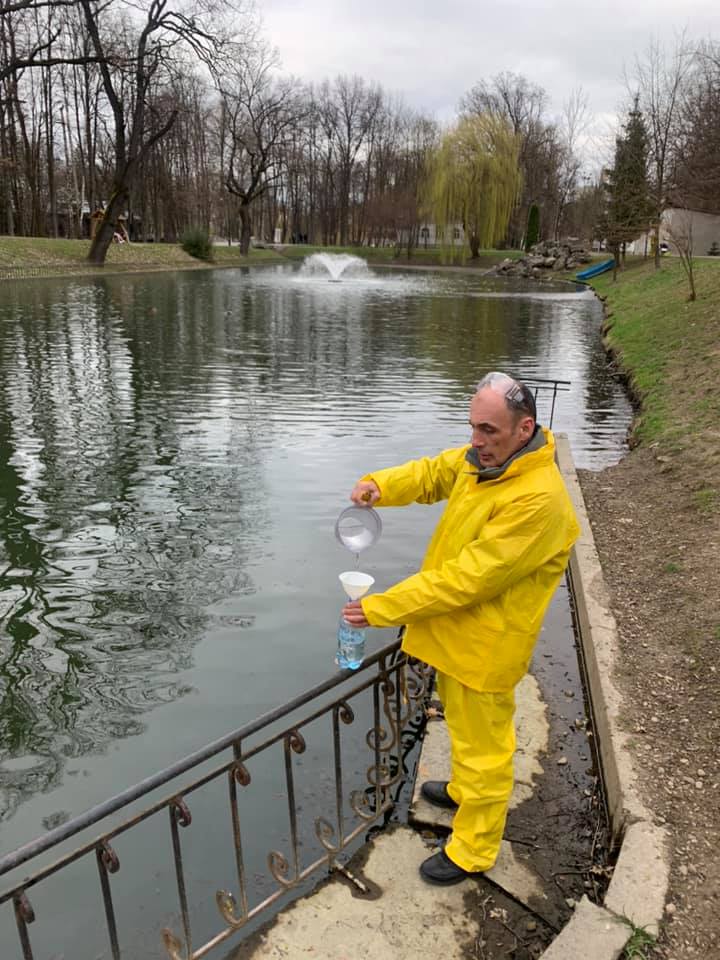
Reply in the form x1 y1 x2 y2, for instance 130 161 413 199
361 429 580 692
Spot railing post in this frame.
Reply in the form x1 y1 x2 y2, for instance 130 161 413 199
169 798 193 957
96 839 121 960
13 891 35 960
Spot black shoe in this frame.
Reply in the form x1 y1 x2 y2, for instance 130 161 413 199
420 780 458 810
419 848 483 885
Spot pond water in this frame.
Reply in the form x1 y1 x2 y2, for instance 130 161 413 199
0 262 631 955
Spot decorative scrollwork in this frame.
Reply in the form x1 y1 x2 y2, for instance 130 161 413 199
232 761 251 787
287 729 306 755
267 850 293 887
405 658 432 704
405 673 423 701
314 816 340 852
215 889 245 927
366 724 391 752
14 892 35 924
366 760 393 789
161 926 185 960
171 798 192 828
349 789 375 821
357 657 433 809
98 839 120 874
336 700 354 725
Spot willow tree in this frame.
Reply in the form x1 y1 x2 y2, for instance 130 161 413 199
424 114 522 261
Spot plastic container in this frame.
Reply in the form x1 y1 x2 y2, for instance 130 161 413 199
334 505 382 555
336 616 366 670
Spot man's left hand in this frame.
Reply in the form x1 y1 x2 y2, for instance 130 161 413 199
341 600 369 627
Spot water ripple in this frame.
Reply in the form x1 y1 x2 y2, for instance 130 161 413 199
0 266 630 824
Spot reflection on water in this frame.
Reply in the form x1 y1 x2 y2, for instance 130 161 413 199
0 265 631 830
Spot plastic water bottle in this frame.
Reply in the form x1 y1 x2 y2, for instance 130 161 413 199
336 616 365 670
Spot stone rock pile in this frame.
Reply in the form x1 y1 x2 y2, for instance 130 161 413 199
494 241 593 279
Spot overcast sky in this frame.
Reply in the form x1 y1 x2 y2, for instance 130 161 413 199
259 0 716 170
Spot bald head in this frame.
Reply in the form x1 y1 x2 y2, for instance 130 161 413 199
475 371 537 424
469 374 536 467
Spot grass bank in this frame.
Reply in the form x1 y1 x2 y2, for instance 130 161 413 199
0 236 524 282
0 235 284 280
590 257 720 461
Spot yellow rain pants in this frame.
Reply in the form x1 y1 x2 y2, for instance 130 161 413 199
436 671 516 872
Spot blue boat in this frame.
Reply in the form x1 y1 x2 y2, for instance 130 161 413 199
576 259 615 281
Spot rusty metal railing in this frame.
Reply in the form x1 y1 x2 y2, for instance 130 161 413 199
0 642 431 960
522 377 571 429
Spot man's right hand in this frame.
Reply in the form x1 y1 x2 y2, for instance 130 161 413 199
350 480 380 506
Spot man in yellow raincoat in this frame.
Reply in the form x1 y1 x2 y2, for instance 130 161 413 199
341 371 580 885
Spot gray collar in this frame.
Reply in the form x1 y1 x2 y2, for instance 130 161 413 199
465 425 546 482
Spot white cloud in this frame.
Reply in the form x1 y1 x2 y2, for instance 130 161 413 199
259 0 717 134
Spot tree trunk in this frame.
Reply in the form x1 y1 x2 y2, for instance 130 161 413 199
469 232 480 259
44 62 58 237
87 187 127 265
239 203 252 256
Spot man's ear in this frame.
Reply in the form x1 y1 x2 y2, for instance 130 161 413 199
519 416 534 439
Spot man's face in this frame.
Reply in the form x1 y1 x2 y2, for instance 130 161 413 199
468 387 535 468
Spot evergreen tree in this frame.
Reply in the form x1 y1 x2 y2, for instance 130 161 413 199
602 98 653 269
525 204 540 250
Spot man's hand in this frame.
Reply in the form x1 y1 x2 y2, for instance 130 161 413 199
350 480 380 506
341 600 370 627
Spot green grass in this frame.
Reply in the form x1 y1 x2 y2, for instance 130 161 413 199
614 915 657 960
0 235 283 280
663 561 681 574
621 925 656 959
0 235 523 280
693 487 719 515
590 257 720 451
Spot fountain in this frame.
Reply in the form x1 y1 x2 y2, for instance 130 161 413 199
298 252 370 282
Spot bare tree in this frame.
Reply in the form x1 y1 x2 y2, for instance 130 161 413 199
220 45 307 255
78 0 246 264
666 209 696 301
552 86 590 240
0 0 102 87
674 40 720 215
632 36 693 269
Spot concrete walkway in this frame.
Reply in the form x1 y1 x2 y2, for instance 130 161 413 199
229 827 488 959
228 672 571 959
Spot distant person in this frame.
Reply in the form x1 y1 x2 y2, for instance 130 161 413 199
342 372 580 884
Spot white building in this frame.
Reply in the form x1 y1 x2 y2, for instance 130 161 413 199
628 207 720 256
415 223 466 248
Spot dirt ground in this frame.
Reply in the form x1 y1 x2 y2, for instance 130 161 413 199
578 445 720 958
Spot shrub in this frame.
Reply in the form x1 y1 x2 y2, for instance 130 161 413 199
181 226 212 261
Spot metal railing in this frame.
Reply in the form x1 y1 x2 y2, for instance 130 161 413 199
522 377 571 429
0 642 431 960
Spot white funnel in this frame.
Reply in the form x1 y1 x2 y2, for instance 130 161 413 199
339 571 374 600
